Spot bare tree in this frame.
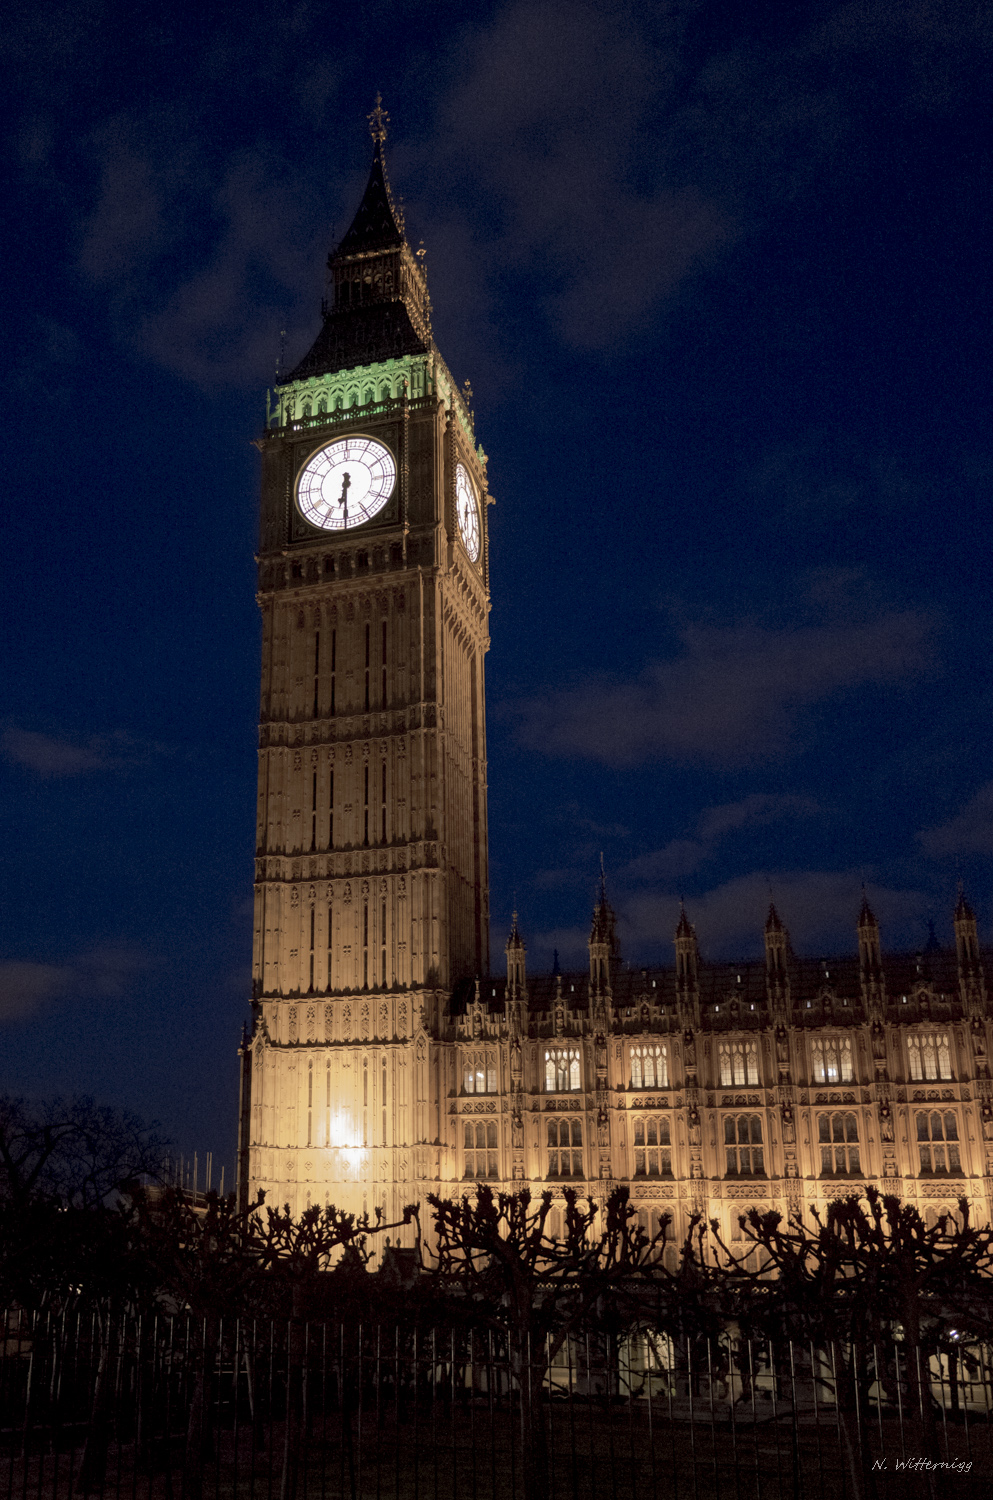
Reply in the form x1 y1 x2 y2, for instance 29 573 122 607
710 1189 993 1500
423 1185 704 1500
0 1094 166 1209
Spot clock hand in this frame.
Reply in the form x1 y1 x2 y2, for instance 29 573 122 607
340 472 351 527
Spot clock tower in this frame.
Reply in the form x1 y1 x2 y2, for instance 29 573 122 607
238 101 491 1225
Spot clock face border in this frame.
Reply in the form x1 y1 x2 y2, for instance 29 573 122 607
454 461 481 564
294 433 397 534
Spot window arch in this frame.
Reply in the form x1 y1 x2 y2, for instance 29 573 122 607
630 1044 668 1089
916 1111 961 1174
817 1112 861 1175
462 1051 497 1094
545 1047 581 1092
547 1118 583 1178
632 1117 672 1177
463 1120 498 1179
724 1115 764 1175
811 1036 854 1084
907 1032 952 1081
719 1040 759 1087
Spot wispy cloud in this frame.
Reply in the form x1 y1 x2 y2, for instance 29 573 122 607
620 794 820 883
508 608 934 767
1 727 167 777
75 119 328 387
9 0 988 389
919 782 993 857
524 870 932 970
622 872 931 962
0 946 152 1024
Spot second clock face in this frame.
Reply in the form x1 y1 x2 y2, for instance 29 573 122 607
455 463 481 562
296 436 396 531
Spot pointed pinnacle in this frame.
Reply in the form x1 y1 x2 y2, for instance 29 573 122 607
368 92 389 144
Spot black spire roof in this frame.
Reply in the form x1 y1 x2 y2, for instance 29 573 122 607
335 137 405 257
283 98 431 385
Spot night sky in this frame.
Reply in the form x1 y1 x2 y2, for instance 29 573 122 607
2 0 991 1175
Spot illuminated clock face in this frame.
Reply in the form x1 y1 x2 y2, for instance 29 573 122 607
455 462 480 562
296 436 396 531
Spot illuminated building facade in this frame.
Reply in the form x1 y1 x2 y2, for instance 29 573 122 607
237 108 993 1239
453 891 993 1247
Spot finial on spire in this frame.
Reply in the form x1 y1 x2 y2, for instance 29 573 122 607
368 92 389 145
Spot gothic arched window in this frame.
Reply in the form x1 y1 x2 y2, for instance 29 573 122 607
463 1121 498 1179
916 1110 961 1174
811 1036 854 1084
630 1044 668 1089
547 1119 583 1178
724 1114 764 1175
907 1032 952 1081
719 1040 759 1088
817 1112 861 1175
633 1117 672 1177
544 1047 581 1092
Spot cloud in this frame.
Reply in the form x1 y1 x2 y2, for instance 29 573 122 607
621 794 820 883
508 608 934 766
1 727 164 776
423 1 730 352
522 869 932 969
72 114 332 387
0 946 152 1024
919 783 993 857
7 0 984 389
8 0 989 390
0 962 73 1022
623 871 931 962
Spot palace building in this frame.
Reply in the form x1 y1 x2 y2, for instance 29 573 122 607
236 105 993 1240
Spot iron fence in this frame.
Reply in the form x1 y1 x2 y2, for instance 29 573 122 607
2 1310 990 1500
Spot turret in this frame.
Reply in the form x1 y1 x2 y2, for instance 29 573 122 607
857 893 885 1020
764 903 790 1018
674 903 700 1028
589 872 619 997
954 889 987 1018
857 894 881 971
505 911 527 998
955 889 979 966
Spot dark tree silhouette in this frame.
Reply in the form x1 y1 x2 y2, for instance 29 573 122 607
711 1188 993 1500
0 1094 166 1209
423 1184 704 1500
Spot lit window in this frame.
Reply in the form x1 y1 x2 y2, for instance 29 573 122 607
719 1041 759 1088
907 1033 952 1082
463 1053 498 1094
630 1044 668 1089
633 1117 672 1177
545 1047 582 1092
547 1118 583 1178
463 1121 498 1179
916 1111 961 1174
724 1115 764 1175
811 1036 855 1084
818 1112 861 1175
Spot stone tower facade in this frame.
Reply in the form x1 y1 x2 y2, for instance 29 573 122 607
238 103 490 1226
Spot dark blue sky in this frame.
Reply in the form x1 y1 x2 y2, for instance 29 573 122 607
2 0 991 1175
